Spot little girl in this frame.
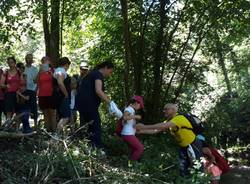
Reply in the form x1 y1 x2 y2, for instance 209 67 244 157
121 96 144 161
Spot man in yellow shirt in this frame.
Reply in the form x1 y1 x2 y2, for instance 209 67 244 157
137 103 203 176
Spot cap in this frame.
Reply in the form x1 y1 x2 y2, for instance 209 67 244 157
133 95 144 109
80 62 89 70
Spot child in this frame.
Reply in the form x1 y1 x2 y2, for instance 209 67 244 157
121 96 144 162
70 77 78 131
16 81 32 134
199 137 222 184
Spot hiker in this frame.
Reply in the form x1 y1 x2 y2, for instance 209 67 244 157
24 54 38 128
137 103 203 177
202 147 222 184
0 57 22 120
197 135 230 184
121 96 145 162
0 68 4 125
16 62 25 73
53 57 71 133
37 57 57 132
76 60 114 148
16 78 33 134
79 61 89 80
69 76 78 131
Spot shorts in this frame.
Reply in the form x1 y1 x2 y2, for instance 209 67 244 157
5 92 17 113
57 98 71 118
39 96 56 110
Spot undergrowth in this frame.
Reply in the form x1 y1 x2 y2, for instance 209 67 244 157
0 123 211 184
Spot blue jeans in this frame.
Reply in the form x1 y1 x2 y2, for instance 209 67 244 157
79 110 102 148
26 90 38 121
19 109 32 133
179 139 203 177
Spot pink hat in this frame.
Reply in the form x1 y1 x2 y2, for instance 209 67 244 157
133 95 144 109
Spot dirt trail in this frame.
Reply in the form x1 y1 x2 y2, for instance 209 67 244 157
221 166 250 184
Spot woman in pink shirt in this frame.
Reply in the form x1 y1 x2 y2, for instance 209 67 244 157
0 57 22 120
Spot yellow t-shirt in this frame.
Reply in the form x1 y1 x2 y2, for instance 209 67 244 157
168 114 196 147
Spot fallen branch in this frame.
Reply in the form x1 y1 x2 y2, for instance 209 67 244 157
62 175 100 184
0 131 36 138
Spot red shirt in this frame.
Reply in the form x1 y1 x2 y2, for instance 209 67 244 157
38 71 53 97
6 70 21 93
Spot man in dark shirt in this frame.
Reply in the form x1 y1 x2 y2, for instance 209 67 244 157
76 60 114 148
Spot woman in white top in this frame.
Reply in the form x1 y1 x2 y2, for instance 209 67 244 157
121 95 144 161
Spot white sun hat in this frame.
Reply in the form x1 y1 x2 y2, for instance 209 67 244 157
80 61 89 70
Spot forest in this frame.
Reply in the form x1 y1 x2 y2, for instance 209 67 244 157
0 0 250 183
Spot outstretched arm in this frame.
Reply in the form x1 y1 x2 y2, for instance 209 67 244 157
136 128 162 134
137 121 177 131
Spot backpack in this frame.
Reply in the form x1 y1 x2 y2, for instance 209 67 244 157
115 118 123 137
210 147 230 174
180 113 205 135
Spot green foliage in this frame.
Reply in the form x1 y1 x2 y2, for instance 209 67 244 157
0 130 211 184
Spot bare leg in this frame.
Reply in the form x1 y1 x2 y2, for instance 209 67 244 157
43 109 50 131
6 112 13 120
48 109 57 132
57 118 69 134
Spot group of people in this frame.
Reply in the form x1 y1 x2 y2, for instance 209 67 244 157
0 54 228 183
118 102 229 183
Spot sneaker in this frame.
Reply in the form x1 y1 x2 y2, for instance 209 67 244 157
23 129 33 134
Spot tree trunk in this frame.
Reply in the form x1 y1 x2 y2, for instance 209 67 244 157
174 32 205 102
42 0 50 57
133 0 156 95
50 0 60 65
215 33 232 95
148 0 168 121
120 0 132 101
164 26 192 98
218 51 232 94
60 0 65 57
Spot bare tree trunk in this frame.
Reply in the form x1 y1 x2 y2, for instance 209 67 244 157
148 0 168 120
174 32 205 102
215 33 232 94
164 10 204 100
60 0 65 57
165 26 192 97
218 51 232 94
134 0 156 95
50 0 60 65
120 0 132 101
42 0 50 57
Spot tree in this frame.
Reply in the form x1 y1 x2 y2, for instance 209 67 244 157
42 0 60 65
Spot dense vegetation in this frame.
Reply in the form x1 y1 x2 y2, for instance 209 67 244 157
1 0 250 183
